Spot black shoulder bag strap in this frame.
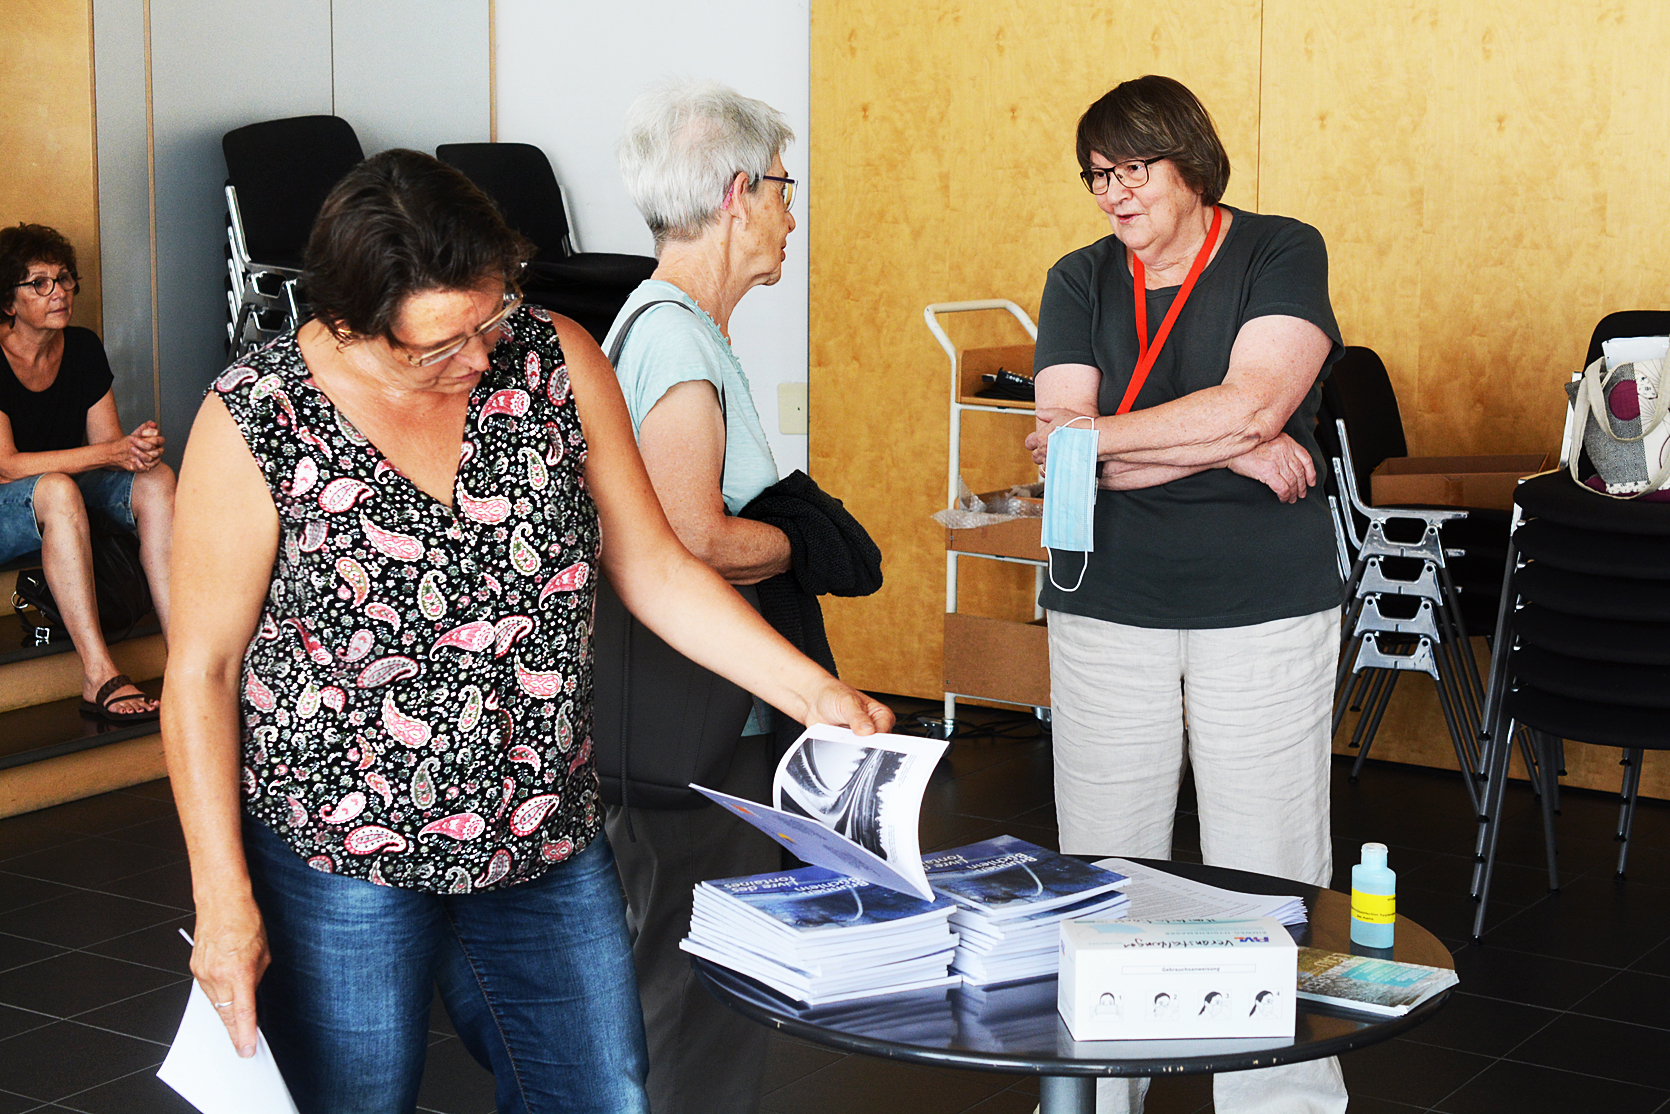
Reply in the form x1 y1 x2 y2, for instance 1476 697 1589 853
601 300 758 825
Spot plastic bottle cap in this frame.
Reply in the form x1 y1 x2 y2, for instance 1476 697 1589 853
1361 842 1388 868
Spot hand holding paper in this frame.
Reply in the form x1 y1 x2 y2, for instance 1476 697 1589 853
157 981 298 1114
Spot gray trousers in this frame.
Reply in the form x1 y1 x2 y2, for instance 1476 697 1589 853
604 733 779 1114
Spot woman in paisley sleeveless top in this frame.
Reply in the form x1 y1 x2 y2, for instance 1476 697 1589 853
161 150 892 1114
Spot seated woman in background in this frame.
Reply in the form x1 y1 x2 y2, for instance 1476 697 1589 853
0 223 175 723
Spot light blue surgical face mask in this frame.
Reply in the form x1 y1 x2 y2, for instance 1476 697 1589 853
1040 416 1098 591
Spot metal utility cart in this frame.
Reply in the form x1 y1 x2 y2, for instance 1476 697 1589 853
924 300 1049 736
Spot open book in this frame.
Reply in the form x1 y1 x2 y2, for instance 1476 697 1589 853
694 725 948 901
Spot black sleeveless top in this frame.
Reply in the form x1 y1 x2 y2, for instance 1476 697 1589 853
214 308 603 891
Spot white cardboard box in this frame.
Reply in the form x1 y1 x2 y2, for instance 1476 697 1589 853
1058 917 1297 1040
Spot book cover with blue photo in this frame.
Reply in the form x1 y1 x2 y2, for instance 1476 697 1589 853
922 835 1128 918
704 865 955 933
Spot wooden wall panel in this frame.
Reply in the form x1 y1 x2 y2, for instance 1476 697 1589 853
811 0 1262 700
1260 0 1670 457
0 1 102 332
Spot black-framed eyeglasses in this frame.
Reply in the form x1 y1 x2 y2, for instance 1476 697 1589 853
400 288 523 367
1079 158 1165 195
760 174 797 212
13 272 79 298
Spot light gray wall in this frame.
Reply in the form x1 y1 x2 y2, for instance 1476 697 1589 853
495 0 813 475
149 0 333 461
91 0 157 428
331 0 491 157
91 0 492 463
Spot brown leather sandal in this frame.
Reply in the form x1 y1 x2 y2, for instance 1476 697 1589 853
79 673 159 724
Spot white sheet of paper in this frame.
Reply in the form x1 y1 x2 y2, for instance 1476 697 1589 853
156 982 299 1114
1603 335 1670 371
1093 857 1307 926
693 784 936 901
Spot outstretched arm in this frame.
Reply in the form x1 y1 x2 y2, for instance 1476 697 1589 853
562 318 891 733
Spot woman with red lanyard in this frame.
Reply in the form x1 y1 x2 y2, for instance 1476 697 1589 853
1026 76 1346 1114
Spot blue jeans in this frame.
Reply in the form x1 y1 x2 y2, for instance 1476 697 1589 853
243 817 650 1114
0 469 137 564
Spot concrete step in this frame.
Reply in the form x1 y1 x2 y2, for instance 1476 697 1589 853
0 678 163 770
0 614 166 714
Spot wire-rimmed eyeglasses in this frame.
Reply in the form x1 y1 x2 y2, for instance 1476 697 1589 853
1079 158 1165 195
13 272 79 298
401 289 523 367
761 174 797 212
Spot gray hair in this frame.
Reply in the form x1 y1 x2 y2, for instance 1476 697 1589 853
618 78 794 252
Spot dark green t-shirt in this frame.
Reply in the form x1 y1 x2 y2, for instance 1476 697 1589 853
1032 207 1344 629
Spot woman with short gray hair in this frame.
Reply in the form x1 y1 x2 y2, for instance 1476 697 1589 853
617 79 794 251
602 78 800 1114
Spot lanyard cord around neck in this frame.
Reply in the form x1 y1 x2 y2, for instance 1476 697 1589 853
1117 205 1223 416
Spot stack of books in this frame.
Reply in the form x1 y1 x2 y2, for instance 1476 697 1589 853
923 836 1130 985
680 865 960 1006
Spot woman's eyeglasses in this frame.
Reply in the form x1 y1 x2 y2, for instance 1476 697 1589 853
13 273 79 298
1079 158 1165 194
761 175 797 212
403 290 523 367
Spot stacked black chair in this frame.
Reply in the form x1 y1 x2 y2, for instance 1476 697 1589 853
1318 348 1514 797
1470 310 1670 939
222 115 365 356
436 143 657 342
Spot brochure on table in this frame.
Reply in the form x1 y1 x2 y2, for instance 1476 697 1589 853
1295 947 1458 1016
694 725 948 901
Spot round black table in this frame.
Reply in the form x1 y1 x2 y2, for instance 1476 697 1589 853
693 858 1454 1114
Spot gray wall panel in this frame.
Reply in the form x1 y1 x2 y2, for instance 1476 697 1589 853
148 0 332 461
92 0 157 429
331 0 490 156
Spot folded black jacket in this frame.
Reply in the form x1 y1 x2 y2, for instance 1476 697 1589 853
739 470 883 749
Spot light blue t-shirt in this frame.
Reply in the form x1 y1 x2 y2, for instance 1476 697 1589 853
604 279 781 735
605 280 780 515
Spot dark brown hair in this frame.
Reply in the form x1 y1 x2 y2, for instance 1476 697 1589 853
0 223 79 323
302 149 533 342
1076 76 1231 207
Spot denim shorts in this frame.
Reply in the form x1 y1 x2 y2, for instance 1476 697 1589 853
0 470 137 565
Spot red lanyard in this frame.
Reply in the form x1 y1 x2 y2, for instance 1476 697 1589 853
1116 205 1223 415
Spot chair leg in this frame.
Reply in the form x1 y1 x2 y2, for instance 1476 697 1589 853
1616 748 1644 878
1347 668 1389 747
1432 666 1482 816
1516 728 1541 800
1472 712 1519 939
1346 669 1372 714
1533 732 1559 892
1350 670 1399 780
1552 737 1565 815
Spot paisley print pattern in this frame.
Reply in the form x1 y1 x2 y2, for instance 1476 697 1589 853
215 308 602 891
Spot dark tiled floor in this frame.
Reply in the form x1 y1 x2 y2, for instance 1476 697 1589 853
1 695 1668 1112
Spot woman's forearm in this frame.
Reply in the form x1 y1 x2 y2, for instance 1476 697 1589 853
1094 382 1283 467
0 441 120 482
161 665 258 911
605 541 829 723
1097 460 1216 490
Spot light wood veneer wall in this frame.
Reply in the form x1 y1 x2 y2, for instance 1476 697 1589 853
0 1 101 332
810 1 1670 793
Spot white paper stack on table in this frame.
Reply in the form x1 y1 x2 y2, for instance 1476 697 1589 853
681 865 959 1006
1095 857 1307 926
923 836 1129 985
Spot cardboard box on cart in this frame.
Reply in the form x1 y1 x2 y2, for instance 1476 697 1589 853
1369 453 1550 512
1058 917 1297 1041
